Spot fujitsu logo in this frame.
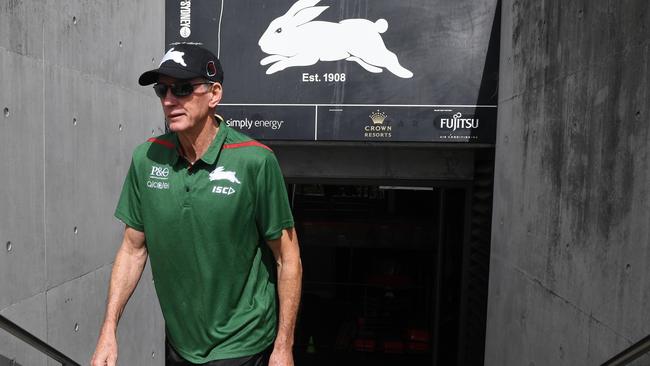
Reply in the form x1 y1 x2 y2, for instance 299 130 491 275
439 112 479 131
179 1 191 38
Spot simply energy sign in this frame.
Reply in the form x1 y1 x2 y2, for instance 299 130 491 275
165 0 499 143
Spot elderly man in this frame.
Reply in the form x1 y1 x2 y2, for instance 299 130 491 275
91 44 302 366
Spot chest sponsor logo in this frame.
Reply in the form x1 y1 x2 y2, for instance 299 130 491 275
212 186 236 195
209 166 240 196
150 166 170 179
147 165 170 190
147 180 170 190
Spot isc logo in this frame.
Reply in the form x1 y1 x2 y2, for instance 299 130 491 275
150 166 170 178
212 186 236 195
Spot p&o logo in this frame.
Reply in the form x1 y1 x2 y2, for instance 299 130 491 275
150 166 170 179
147 165 170 190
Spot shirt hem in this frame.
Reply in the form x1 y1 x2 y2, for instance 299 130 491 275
172 338 275 364
264 220 295 241
114 211 144 232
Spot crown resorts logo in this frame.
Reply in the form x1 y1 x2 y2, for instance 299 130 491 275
369 110 387 124
439 112 479 131
364 109 392 138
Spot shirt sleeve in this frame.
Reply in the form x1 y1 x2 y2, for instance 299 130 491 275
255 153 295 241
114 158 144 232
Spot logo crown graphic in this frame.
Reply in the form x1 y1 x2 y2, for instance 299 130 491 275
453 112 463 119
369 110 388 125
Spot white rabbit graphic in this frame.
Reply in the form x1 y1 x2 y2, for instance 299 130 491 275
160 48 187 67
209 166 241 184
258 0 413 78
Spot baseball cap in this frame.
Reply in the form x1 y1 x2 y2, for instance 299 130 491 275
138 44 224 86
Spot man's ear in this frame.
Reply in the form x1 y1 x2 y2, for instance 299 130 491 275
208 82 223 108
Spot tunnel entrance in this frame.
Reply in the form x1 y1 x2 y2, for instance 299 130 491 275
291 183 470 366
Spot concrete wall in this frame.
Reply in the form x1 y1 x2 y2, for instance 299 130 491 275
487 0 650 365
0 1 166 365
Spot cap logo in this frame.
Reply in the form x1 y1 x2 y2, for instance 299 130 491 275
206 61 217 77
159 48 187 67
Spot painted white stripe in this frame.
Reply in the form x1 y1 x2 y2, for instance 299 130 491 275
217 1 224 58
314 105 318 140
379 186 435 191
220 103 497 108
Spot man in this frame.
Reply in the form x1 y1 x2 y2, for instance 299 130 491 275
91 44 302 366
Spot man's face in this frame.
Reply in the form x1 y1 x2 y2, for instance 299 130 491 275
157 75 222 133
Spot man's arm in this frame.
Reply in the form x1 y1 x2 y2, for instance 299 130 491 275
266 227 302 366
91 226 147 366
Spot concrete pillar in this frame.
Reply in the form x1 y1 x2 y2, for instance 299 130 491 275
0 1 166 364
487 0 650 365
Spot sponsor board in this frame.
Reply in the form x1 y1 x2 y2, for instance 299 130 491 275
220 105 315 140
217 105 495 142
166 0 499 144
316 106 495 142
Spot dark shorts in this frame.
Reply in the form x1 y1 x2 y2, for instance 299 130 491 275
165 340 271 366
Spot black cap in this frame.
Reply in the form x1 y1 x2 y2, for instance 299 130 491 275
138 44 224 86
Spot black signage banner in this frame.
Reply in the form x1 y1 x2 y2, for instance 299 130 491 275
165 0 499 143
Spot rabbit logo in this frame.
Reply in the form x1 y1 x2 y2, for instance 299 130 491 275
160 48 187 67
258 0 413 78
209 166 241 184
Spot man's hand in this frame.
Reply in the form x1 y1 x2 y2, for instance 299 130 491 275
91 226 147 366
90 330 118 366
268 347 294 366
267 228 301 366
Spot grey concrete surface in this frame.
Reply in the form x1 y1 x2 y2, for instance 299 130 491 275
43 64 165 288
0 0 44 59
45 263 163 366
487 0 650 365
0 293 47 366
0 47 46 310
45 267 113 366
0 1 166 365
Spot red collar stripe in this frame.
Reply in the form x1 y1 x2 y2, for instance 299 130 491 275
147 137 175 149
223 141 272 152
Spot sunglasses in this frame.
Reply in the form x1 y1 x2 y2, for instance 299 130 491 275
153 81 214 98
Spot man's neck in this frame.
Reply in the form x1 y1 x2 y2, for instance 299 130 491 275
177 115 219 164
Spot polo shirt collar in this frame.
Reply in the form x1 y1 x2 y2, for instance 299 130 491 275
171 116 229 166
200 120 228 165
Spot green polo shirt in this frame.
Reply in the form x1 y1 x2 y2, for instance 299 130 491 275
114 120 294 363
